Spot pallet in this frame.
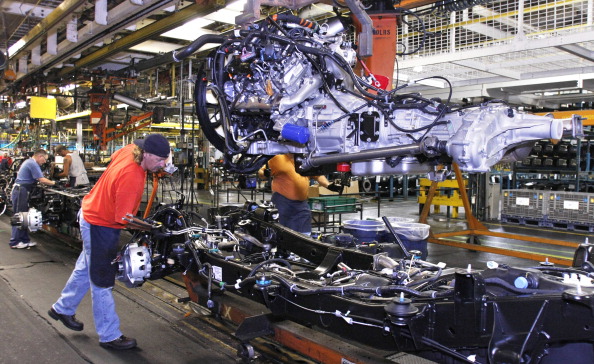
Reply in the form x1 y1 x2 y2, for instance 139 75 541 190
501 214 594 232
542 220 594 233
500 215 546 227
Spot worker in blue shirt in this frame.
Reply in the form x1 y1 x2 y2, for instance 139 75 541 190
10 149 58 249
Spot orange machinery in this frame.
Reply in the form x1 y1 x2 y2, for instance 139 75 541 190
89 90 154 150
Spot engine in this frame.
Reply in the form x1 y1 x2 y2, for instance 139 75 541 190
188 14 582 175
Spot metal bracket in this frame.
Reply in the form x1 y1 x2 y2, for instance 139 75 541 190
345 0 373 58
234 314 275 342
297 247 343 279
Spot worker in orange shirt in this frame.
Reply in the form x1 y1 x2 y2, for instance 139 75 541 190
49 134 170 350
258 154 341 234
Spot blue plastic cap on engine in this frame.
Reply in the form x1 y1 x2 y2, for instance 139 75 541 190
281 124 310 144
514 276 529 289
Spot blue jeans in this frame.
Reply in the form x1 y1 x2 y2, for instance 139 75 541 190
52 213 122 343
271 192 312 234
10 185 31 246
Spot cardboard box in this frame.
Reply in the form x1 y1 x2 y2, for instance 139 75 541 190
308 185 320 198
308 183 359 198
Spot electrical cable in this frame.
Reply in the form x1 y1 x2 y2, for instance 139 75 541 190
247 258 293 278
396 9 429 56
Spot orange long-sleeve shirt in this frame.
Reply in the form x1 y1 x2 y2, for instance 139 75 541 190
267 154 310 201
260 154 329 201
82 144 146 228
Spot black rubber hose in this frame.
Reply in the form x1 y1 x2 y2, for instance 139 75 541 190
186 242 203 271
484 277 561 295
132 35 226 72
270 14 318 31
203 262 213 300
407 268 443 288
199 268 258 291
173 34 228 62
247 258 293 278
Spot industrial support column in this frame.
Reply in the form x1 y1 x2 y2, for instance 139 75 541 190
76 119 83 152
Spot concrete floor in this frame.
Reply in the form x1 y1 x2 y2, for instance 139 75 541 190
1 188 592 363
0 215 244 364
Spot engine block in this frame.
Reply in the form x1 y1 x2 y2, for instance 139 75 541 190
185 15 581 175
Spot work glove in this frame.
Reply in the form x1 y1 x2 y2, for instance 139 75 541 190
326 183 343 193
263 168 272 178
52 181 66 190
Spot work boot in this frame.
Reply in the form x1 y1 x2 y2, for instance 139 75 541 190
48 307 84 331
99 335 137 350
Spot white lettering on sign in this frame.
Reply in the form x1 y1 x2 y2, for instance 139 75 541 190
564 200 579 210
516 197 530 206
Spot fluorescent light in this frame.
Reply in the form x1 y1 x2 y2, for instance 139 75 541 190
55 110 92 121
205 2 246 24
161 18 215 41
204 8 242 24
130 40 184 54
414 78 446 88
225 0 248 12
150 122 197 130
9 40 25 56
59 84 77 92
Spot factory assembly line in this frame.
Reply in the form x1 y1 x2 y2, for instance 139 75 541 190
14 186 594 363
4 1 593 363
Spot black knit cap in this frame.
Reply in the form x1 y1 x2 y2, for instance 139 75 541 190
134 134 170 158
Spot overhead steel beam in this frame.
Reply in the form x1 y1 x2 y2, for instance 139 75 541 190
11 0 175 84
3 1 55 18
10 0 87 60
59 2 223 76
76 0 431 73
452 59 521 80
557 44 594 63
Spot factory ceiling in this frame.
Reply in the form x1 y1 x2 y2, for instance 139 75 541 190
1 0 594 111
